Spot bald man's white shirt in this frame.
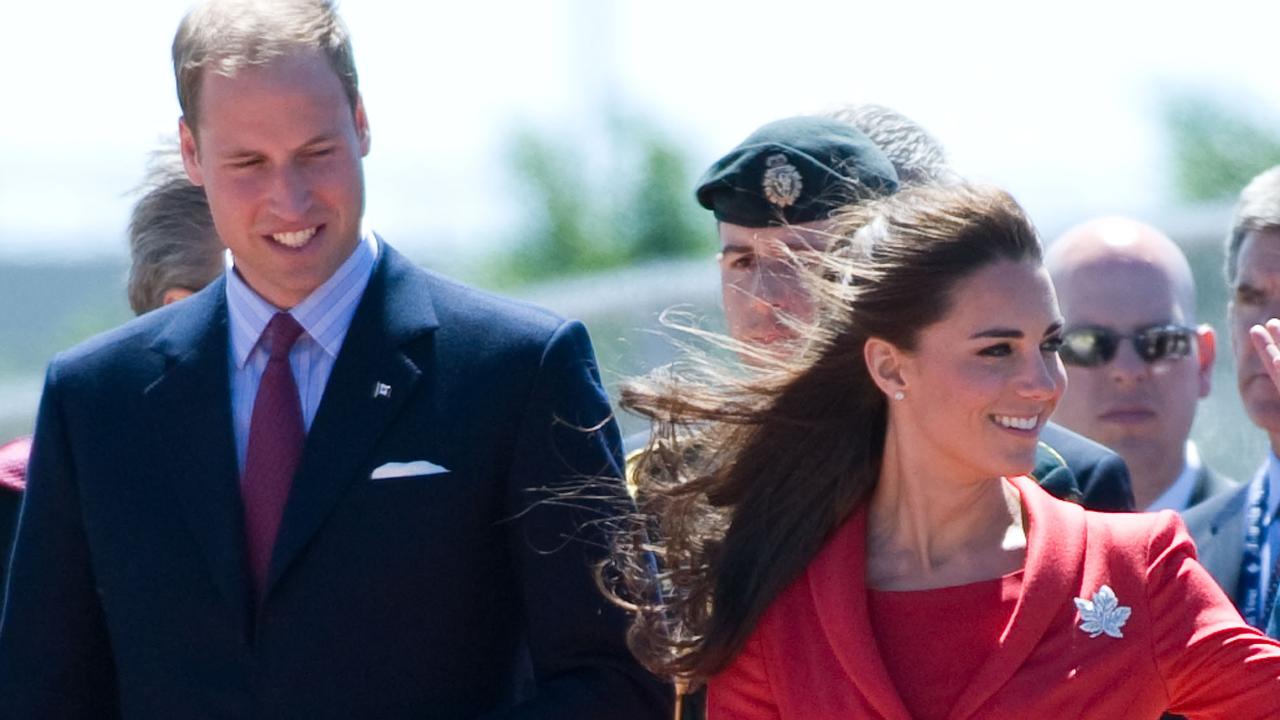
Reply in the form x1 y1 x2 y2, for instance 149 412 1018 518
1147 441 1201 513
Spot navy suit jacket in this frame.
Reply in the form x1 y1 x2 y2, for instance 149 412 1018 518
0 244 667 719
1037 423 1135 512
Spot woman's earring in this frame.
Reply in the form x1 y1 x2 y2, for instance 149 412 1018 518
893 390 905 401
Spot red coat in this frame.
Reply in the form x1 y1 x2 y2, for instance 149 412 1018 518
708 475 1280 719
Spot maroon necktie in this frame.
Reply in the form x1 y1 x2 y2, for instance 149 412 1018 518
241 312 306 598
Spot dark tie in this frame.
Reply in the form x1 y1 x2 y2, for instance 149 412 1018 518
241 312 306 598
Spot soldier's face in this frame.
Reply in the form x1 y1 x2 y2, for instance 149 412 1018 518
717 220 832 351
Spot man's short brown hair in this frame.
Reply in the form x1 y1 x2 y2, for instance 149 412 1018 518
173 0 359 134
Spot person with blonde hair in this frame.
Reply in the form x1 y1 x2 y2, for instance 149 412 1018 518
823 103 955 186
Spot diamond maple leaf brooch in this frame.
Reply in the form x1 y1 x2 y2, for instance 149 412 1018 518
1074 585 1131 639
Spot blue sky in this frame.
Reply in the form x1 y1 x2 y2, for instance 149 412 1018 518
3 0 1279 261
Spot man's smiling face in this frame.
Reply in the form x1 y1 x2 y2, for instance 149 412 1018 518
180 49 370 309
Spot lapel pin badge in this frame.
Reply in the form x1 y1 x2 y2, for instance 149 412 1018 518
1074 584 1130 638
372 382 392 400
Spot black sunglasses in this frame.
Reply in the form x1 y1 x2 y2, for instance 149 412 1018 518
1059 324 1196 367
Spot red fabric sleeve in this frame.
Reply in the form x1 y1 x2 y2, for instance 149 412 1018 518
1149 512 1280 719
706 635 782 720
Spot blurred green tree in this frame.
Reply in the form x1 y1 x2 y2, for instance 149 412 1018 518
498 114 712 285
619 122 710 263
1163 89 1280 202
503 128 622 282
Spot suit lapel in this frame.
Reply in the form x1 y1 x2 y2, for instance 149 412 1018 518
808 508 914 720
264 246 439 597
144 278 251 623
947 476 1086 720
1198 467 1260 602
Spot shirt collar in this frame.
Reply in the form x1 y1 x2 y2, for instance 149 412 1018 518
1146 441 1201 513
226 231 379 368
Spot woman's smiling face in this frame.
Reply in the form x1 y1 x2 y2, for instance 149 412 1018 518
890 259 1067 482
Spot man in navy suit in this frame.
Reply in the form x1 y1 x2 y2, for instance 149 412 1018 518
0 1 666 717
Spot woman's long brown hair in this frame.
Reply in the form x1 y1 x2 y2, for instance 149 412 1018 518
601 183 1044 685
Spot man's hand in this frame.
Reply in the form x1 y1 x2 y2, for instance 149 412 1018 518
1249 319 1280 393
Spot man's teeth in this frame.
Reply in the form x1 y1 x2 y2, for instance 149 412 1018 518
994 414 1038 431
272 227 318 247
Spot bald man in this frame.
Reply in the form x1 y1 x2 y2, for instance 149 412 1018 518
1047 217 1229 512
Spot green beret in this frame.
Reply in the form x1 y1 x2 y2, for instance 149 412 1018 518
695 116 899 228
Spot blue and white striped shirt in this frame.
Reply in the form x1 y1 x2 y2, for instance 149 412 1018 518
225 232 379 474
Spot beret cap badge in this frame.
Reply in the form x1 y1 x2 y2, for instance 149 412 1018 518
694 116 899 227
762 153 803 208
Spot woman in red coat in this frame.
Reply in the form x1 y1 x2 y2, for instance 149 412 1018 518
608 183 1280 719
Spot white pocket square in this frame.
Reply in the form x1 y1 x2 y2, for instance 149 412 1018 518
369 460 450 480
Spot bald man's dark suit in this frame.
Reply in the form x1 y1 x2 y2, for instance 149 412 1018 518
1036 423 1134 512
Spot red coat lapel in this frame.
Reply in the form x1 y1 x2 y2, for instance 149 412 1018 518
947 476 1086 720
807 506 914 720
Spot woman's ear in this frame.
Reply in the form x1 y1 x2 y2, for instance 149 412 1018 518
864 337 907 399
